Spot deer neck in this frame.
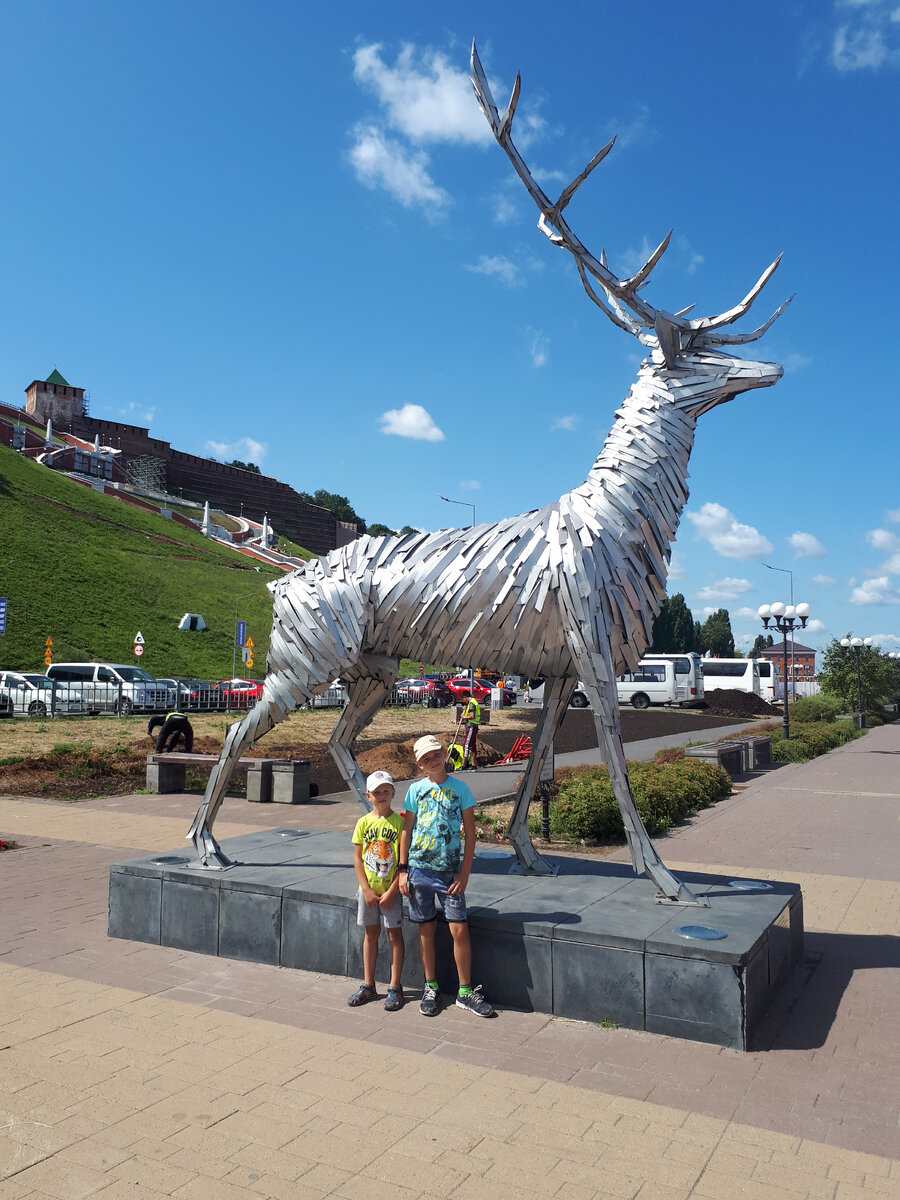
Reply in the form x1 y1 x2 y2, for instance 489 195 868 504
568 360 698 581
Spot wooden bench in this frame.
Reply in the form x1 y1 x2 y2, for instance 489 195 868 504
145 753 311 803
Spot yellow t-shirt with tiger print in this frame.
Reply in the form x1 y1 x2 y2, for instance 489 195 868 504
351 811 403 895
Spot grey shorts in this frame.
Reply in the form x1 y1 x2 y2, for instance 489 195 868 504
357 889 403 929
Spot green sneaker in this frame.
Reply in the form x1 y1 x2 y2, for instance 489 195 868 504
455 985 494 1017
419 983 439 1017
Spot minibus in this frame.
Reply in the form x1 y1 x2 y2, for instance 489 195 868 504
615 659 682 709
756 658 780 704
641 651 705 703
699 657 761 696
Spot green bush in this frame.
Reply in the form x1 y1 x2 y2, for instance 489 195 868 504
790 694 844 722
772 738 813 763
770 719 863 763
552 759 730 845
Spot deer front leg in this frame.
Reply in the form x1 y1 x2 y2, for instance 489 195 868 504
506 676 578 874
328 656 398 813
568 637 708 907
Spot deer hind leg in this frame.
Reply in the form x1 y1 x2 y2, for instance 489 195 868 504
328 655 399 813
506 676 578 874
187 685 294 869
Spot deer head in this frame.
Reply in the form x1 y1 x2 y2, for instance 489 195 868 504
470 43 792 411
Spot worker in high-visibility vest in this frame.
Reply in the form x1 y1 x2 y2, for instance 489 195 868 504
147 710 194 753
461 694 481 770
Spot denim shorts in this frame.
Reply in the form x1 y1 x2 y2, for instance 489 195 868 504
406 866 467 924
356 889 403 929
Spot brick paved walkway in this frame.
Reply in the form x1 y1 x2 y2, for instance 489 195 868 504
1 725 898 1198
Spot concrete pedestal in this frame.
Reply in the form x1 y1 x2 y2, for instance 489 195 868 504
108 831 803 1049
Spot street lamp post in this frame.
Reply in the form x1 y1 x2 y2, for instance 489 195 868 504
762 563 795 695
758 601 811 740
437 494 476 529
840 636 873 728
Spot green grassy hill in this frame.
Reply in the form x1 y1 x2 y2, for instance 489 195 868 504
0 446 298 679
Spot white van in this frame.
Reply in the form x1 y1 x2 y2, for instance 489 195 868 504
699 658 760 696
641 652 705 704
615 659 681 709
755 659 780 704
45 663 170 715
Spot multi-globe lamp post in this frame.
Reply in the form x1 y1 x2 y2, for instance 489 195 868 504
757 601 811 739
840 636 873 729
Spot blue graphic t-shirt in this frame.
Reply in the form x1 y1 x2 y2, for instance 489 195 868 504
403 775 476 873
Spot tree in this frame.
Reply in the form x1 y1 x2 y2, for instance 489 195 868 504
817 637 898 713
399 525 418 537
366 523 396 538
748 634 768 659
699 609 735 658
649 593 694 653
299 490 366 533
228 459 261 474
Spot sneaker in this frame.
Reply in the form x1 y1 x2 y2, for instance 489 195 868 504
419 984 439 1017
455 985 495 1017
384 986 404 1012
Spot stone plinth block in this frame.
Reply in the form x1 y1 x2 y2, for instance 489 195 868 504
108 833 803 1050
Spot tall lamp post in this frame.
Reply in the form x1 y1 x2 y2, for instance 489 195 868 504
758 601 811 739
437 494 476 528
762 563 795 694
840 636 873 728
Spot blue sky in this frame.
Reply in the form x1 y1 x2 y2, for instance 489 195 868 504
2 1 898 656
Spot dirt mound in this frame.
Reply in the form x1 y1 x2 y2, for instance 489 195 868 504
701 689 780 718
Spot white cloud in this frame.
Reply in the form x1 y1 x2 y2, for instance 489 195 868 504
603 102 655 149
735 606 761 620
871 633 900 650
458 479 481 491
695 577 755 602
850 576 900 605
352 43 491 146
492 193 519 224
675 234 704 276
120 402 157 425
348 123 447 211
866 527 900 551
812 573 837 586
788 531 827 559
205 436 267 466
530 329 549 369
687 502 773 560
378 403 444 442
805 618 828 633
464 254 523 287
885 508 900 523
551 415 580 432
617 235 656 281
880 552 900 575
831 1 900 70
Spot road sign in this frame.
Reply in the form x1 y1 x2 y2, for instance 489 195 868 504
134 631 144 645
134 644 144 657
241 647 250 664
245 635 254 649
45 637 53 646
246 651 254 669
0 598 6 634
237 620 246 648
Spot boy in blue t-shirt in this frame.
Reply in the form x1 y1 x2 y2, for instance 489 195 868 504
398 735 495 1018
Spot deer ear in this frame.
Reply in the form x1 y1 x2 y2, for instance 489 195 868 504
653 313 681 367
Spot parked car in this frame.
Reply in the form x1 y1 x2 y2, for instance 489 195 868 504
0 671 85 717
445 675 516 706
401 678 454 707
309 680 347 708
45 662 169 715
156 677 212 708
212 678 265 707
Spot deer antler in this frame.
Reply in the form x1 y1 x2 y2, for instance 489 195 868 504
470 41 792 361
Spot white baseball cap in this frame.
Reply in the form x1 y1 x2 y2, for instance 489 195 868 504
365 770 395 792
414 734 443 761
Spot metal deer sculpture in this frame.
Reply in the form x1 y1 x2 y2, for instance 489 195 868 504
187 44 791 906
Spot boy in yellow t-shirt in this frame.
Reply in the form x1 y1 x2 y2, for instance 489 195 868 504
348 770 405 1011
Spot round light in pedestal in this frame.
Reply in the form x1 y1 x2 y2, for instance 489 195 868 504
784 605 797 620
864 637 874 648
758 604 772 619
795 602 811 619
851 637 863 648
770 602 786 617
841 638 851 648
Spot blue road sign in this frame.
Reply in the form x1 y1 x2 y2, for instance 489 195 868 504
0 598 6 635
237 620 246 647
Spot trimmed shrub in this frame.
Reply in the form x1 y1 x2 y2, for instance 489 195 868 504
790 694 844 722
653 746 686 765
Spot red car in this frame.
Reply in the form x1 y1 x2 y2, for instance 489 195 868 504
446 676 517 706
213 678 264 707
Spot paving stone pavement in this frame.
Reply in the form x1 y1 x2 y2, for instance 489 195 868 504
1 724 899 1198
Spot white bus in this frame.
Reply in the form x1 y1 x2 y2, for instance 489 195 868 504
755 659 780 704
699 657 761 696
641 652 705 704
615 659 682 710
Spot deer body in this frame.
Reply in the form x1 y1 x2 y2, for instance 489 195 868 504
188 45 790 905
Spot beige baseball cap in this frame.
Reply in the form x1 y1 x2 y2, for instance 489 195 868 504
413 734 443 761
